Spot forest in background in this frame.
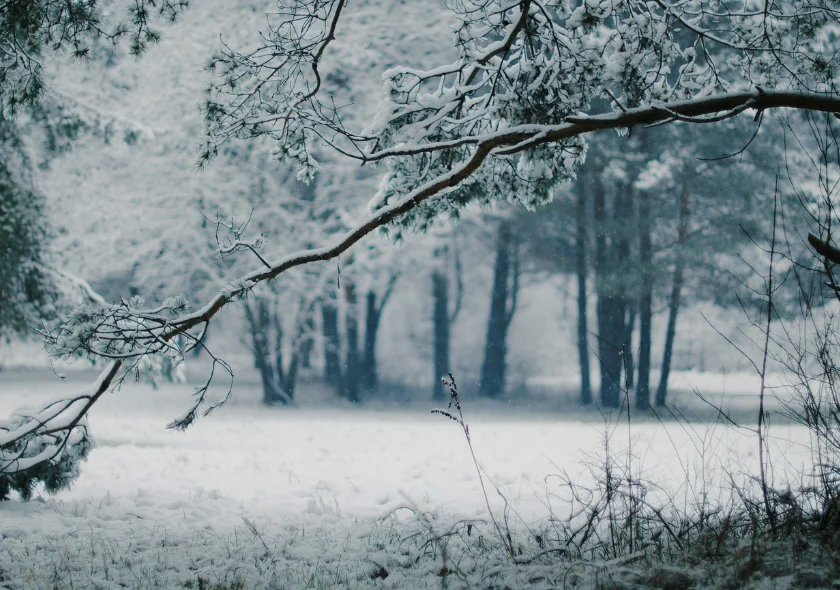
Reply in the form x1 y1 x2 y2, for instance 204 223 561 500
0 0 805 414
5 0 840 587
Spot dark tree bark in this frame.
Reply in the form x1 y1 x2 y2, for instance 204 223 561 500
575 178 593 405
246 301 278 405
479 221 519 399
282 348 300 399
281 304 315 400
322 299 342 390
593 178 625 408
656 164 693 407
361 274 398 394
300 314 315 370
622 305 636 390
362 290 380 393
656 261 684 407
596 295 625 409
343 281 361 403
273 311 285 390
615 186 635 393
244 300 292 405
636 187 654 411
432 243 463 401
432 267 450 401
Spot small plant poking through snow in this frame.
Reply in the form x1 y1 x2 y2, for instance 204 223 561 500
433 373 515 560
431 373 467 436
423 372 840 588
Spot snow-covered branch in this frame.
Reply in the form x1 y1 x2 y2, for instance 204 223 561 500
6 0 840 498
365 91 840 162
0 361 119 497
6 87 840 494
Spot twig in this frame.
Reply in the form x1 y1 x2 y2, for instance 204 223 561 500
432 373 516 560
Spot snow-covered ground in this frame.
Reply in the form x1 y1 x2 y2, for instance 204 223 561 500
0 370 818 588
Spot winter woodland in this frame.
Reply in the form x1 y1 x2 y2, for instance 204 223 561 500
2 0 840 587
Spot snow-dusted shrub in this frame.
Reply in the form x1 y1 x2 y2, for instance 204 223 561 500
0 399 96 500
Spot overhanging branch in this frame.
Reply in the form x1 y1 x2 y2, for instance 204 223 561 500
366 90 840 162
8 87 840 481
153 90 840 347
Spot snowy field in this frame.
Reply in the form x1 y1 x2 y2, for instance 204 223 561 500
0 370 818 588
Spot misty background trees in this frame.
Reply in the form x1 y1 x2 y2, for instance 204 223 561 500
3 0 840 497
1 100 803 408
0 1 819 408
6 5 840 588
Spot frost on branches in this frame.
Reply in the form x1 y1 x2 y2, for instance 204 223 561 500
203 0 840 232
5 0 840 496
0 0 190 116
0 369 107 500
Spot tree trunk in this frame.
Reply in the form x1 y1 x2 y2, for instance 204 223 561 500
479 221 517 399
282 349 299 400
362 290 380 393
623 305 636 390
271 310 298 404
245 300 282 405
300 314 315 370
360 274 398 396
279 304 314 403
432 267 450 401
594 179 624 408
597 301 625 407
656 164 692 407
343 281 361 403
615 185 634 394
433 242 463 401
322 300 342 390
656 266 684 407
637 188 653 411
256 359 278 405
576 178 593 405
273 310 285 392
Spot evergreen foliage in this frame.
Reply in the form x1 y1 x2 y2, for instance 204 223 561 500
0 120 55 339
0 410 93 500
0 0 189 115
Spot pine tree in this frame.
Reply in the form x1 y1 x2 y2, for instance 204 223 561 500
0 120 55 343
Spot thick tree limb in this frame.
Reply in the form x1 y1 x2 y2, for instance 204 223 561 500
92 90 840 361
809 233 840 265
366 90 840 162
